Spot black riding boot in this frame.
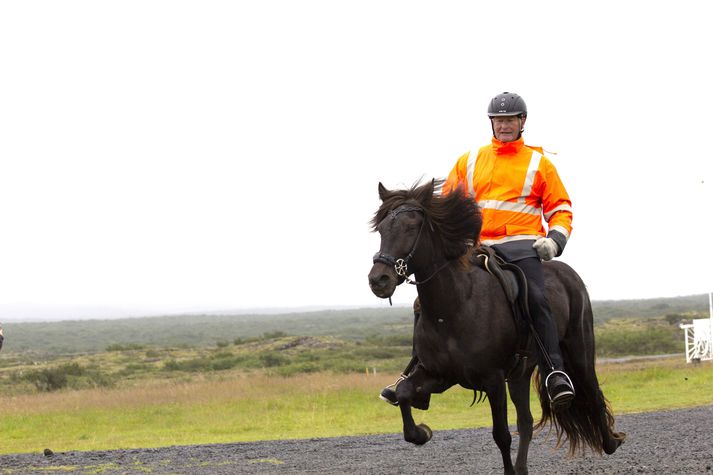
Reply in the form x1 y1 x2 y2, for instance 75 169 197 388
516 257 575 411
379 355 419 406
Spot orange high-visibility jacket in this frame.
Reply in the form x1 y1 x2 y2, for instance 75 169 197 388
444 137 572 247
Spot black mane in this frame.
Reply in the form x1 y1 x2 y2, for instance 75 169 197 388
372 180 482 259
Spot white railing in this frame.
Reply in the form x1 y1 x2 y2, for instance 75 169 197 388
679 293 713 363
680 319 713 362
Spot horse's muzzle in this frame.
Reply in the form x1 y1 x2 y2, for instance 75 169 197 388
368 262 399 299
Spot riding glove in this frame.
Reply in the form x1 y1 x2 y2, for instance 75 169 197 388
533 237 558 261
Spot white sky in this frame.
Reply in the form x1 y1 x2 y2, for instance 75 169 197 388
1 1 712 319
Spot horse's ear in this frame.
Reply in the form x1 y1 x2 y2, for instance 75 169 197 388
378 182 389 201
414 179 435 206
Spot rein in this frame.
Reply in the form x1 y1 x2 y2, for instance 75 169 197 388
372 206 451 288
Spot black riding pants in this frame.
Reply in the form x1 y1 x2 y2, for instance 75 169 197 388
511 257 564 371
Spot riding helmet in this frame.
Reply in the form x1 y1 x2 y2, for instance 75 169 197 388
487 92 527 118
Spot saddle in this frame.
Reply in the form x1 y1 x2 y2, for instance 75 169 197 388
472 245 534 380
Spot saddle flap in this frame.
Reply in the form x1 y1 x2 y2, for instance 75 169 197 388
473 246 519 303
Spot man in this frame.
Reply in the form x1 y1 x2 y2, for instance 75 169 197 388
0 323 4 351
380 92 575 411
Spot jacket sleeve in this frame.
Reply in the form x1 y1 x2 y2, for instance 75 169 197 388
443 152 471 195
538 157 573 255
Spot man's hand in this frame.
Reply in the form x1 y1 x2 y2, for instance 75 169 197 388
533 237 558 261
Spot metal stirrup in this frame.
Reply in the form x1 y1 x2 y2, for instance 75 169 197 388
544 370 575 402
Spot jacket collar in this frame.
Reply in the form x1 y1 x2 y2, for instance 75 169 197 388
492 136 525 155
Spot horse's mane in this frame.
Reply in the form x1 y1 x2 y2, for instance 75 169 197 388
371 179 482 259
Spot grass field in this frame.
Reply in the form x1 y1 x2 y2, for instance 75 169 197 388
2 356 712 456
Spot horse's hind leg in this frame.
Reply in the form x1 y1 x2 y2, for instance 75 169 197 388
596 391 626 454
487 378 515 475
508 372 534 475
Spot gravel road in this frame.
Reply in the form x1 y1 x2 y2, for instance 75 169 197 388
1 405 712 474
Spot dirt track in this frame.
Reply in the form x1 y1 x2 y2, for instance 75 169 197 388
1 405 712 474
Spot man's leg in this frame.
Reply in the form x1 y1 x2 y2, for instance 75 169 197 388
380 298 421 406
515 258 574 411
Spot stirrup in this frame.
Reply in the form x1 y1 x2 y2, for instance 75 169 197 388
379 374 407 406
544 370 575 408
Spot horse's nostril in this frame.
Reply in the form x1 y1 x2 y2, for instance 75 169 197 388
369 273 390 289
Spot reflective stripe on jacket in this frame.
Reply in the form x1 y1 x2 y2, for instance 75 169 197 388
444 137 572 246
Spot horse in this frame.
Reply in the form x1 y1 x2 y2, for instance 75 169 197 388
367 180 624 475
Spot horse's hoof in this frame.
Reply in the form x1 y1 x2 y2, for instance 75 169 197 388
416 423 432 445
604 432 625 455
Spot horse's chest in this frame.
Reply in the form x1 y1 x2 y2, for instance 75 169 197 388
416 317 472 371
414 309 516 383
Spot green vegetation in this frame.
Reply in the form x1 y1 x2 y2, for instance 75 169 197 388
17 362 115 392
591 293 709 321
1 357 711 455
594 317 685 356
0 295 711 455
3 307 414 355
3 293 708 358
0 332 411 395
0 310 697 394
0 314 690 395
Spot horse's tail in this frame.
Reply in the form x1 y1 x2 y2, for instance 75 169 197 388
533 368 624 455
534 275 626 455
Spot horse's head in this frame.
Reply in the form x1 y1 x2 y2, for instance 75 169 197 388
368 179 481 299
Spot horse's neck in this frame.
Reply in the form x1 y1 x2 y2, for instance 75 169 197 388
416 261 490 316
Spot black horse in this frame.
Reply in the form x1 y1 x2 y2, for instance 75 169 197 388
368 180 624 475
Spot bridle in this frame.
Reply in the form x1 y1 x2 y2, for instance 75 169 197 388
372 205 451 287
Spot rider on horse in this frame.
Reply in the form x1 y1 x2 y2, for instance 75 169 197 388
380 91 576 411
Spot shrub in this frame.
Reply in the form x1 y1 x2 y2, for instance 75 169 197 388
262 331 288 340
365 334 412 347
274 362 321 377
595 326 683 356
260 352 289 367
22 363 114 392
351 347 401 360
106 343 146 351
664 314 684 325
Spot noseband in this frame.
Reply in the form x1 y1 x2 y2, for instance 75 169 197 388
372 205 450 286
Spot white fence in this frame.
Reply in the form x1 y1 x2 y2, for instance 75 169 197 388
680 318 713 362
679 293 713 363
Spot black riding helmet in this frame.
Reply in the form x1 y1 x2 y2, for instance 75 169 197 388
487 92 527 118
488 92 527 139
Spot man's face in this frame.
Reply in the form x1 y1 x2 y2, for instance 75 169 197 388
491 115 525 142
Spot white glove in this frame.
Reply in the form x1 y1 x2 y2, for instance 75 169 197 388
533 237 558 261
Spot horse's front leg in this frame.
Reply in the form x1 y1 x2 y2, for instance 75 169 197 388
507 371 534 475
487 376 515 475
398 398 432 445
395 366 448 445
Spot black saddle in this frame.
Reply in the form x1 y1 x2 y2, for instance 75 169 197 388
472 245 533 380
473 246 521 303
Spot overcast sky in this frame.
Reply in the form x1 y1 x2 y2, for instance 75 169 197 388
1 1 712 320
